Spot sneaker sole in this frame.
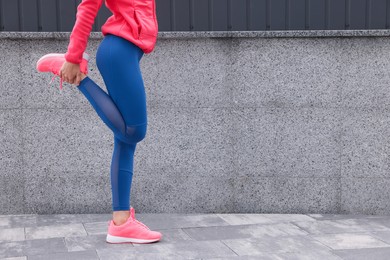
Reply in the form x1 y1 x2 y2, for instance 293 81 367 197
106 234 161 244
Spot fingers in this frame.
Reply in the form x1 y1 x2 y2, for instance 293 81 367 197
68 76 76 85
75 73 82 86
59 62 82 85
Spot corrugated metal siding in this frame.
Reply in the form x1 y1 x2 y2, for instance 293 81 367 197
1 0 390 32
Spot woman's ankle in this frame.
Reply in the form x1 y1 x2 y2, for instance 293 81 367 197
112 210 130 226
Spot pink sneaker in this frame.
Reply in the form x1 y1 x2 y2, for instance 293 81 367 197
106 207 162 244
36 52 89 90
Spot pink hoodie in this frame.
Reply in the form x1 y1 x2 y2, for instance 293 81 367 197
64 0 158 64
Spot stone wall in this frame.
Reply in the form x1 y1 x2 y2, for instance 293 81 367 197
1 30 390 214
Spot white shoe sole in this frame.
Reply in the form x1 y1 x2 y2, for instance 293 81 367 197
106 234 160 244
37 52 89 66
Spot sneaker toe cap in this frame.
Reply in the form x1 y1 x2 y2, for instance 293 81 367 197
151 230 162 240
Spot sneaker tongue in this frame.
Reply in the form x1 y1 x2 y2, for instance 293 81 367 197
130 207 135 220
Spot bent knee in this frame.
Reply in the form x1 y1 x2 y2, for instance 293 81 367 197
125 123 147 143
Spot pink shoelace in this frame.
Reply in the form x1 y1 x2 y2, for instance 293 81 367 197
132 218 151 230
49 74 64 90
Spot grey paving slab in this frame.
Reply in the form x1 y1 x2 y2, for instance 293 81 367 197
182 222 307 241
3 213 390 260
96 250 182 260
22 238 68 257
82 215 230 236
0 228 24 242
370 231 390 244
0 216 11 227
83 221 110 235
348 217 390 230
293 218 390 234
0 241 24 259
98 240 237 259
152 228 193 243
221 235 333 256
0 215 38 228
333 247 390 260
205 255 282 260
307 214 390 221
25 223 87 240
27 250 99 260
0 237 67 258
36 213 112 227
310 233 390 250
261 214 317 223
272 250 343 260
215 214 274 225
2 257 27 260
206 250 343 260
65 234 132 252
133 213 231 230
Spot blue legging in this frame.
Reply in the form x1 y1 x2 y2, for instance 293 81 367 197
76 33 147 211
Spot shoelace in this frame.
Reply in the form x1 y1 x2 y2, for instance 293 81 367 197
133 218 151 230
49 74 64 91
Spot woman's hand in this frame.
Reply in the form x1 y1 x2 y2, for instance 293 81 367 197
59 61 83 86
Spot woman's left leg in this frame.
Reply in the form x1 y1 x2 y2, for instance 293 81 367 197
75 34 148 216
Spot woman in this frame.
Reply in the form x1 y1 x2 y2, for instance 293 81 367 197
36 0 161 244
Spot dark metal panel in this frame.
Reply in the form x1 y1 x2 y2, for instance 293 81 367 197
156 0 171 31
173 0 190 31
348 0 365 29
57 0 77 31
3 0 390 32
2 0 19 31
230 0 247 30
370 0 387 29
308 0 326 29
96 2 112 31
193 0 209 31
211 0 228 31
387 0 390 28
288 0 305 30
249 0 266 30
20 0 38 31
0 0 3 31
328 0 346 29
39 0 57 31
269 0 286 30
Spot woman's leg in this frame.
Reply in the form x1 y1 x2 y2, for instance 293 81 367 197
76 34 147 223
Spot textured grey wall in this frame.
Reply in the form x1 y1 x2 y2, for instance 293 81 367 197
1 31 390 215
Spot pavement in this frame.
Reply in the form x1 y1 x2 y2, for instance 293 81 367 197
1 212 390 260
